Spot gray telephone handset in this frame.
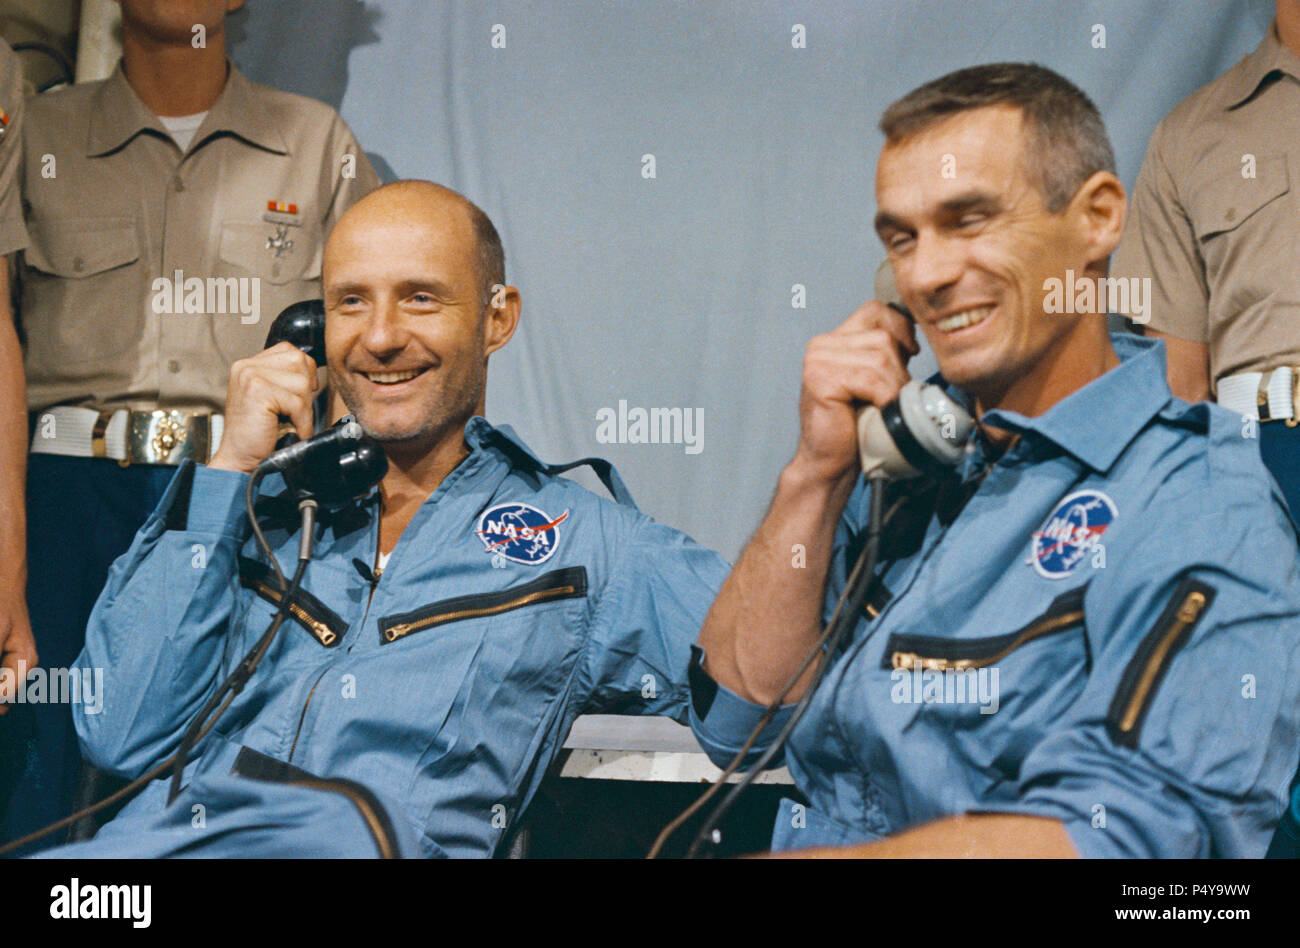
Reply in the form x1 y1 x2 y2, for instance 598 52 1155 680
858 262 975 479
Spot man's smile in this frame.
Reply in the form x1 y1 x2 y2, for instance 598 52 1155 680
932 304 995 334
359 367 430 387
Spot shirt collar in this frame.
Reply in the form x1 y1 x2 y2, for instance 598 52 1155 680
88 60 287 157
1222 21 1300 109
465 416 548 471
977 333 1172 474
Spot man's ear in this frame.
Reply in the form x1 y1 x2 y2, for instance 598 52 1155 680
484 285 521 357
1068 170 1126 267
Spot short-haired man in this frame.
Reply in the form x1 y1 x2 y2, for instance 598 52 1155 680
688 63 1300 857
0 0 379 851
27 181 728 858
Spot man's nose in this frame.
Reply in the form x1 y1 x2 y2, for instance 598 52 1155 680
359 298 407 356
902 230 964 307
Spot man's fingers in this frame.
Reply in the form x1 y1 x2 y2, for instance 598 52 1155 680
248 366 316 403
830 299 920 356
263 340 320 374
289 401 315 443
232 344 319 398
0 620 38 716
245 371 317 442
806 329 909 387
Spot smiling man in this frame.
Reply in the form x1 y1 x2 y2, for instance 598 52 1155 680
688 64 1300 858
22 180 729 858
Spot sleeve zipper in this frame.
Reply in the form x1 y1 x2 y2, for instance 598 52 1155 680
1107 578 1215 747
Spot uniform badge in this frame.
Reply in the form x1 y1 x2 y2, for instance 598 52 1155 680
476 503 569 565
0 106 9 140
265 224 294 258
262 200 302 258
1029 489 1117 579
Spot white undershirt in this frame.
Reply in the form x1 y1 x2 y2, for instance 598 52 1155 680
157 111 208 151
376 550 392 573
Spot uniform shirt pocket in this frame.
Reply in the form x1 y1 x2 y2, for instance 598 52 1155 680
877 585 1092 781
218 219 322 286
1183 153 1291 319
22 216 142 365
1186 153 1289 240
389 572 590 847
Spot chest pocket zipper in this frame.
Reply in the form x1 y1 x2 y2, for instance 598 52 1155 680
882 584 1088 672
1106 578 1215 748
378 566 589 644
237 556 347 648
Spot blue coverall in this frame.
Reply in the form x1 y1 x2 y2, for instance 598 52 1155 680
41 417 729 857
690 334 1300 857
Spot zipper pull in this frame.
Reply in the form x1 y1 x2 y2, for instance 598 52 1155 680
892 651 919 671
352 557 381 588
1176 591 1207 624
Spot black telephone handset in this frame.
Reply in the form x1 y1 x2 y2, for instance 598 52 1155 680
856 301 975 480
264 297 327 450
264 298 327 364
262 299 387 504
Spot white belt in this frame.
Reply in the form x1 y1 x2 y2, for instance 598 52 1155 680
1216 368 1297 421
30 407 224 465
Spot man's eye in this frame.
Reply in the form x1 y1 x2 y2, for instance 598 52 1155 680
957 214 986 228
887 234 914 252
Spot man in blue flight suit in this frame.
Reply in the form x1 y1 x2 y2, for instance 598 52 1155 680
30 179 728 858
689 63 1300 858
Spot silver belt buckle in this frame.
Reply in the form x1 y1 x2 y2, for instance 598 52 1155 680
125 410 210 465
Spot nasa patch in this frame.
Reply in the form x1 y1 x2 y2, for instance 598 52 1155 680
476 502 569 565
1029 489 1118 579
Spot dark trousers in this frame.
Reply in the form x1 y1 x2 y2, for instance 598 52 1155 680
1258 423 1300 856
1259 422 1300 534
0 455 176 854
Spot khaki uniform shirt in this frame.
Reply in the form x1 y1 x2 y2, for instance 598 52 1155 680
1113 24 1300 388
17 61 380 413
0 39 25 257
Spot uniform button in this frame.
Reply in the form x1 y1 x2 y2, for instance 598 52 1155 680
173 177 185 192
167 359 181 373
72 256 84 272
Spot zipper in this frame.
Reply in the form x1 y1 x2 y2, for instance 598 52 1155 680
864 581 893 620
251 580 337 646
287 665 331 762
883 584 1088 672
229 747 398 857
379 566 589 644
286 777 399 858
237 556 347 648
285 604 363 764
1107 579 1215 748
284 498 383 765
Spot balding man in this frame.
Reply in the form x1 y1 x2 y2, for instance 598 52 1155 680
20 181 727 858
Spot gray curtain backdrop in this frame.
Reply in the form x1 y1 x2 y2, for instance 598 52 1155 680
230 0 1271 561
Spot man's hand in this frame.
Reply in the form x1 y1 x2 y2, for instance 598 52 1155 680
0 590 36 715
208 342 320 475
695 298 918 705
794 300 918 486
